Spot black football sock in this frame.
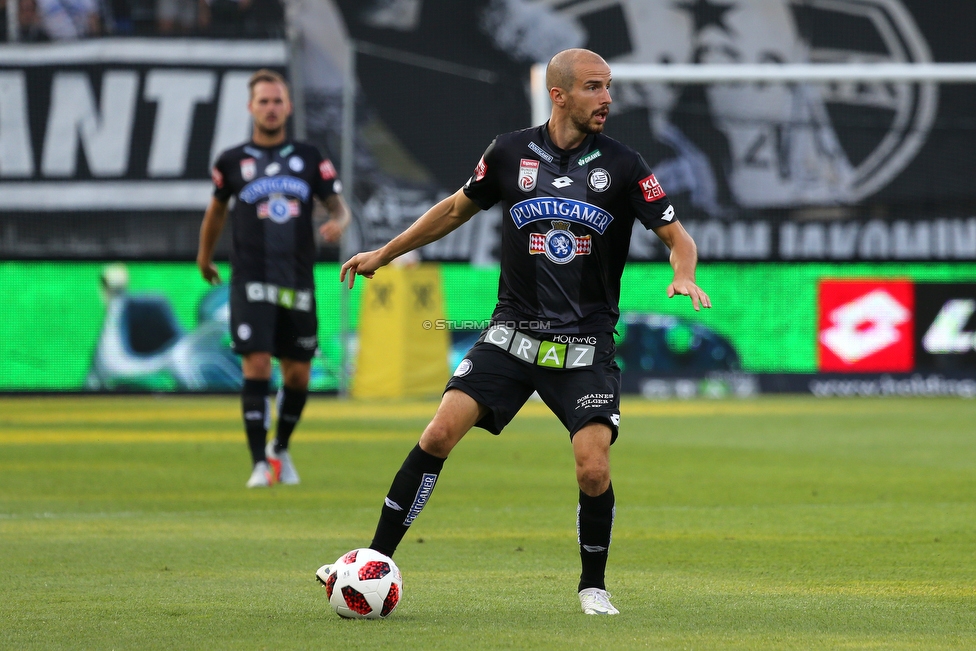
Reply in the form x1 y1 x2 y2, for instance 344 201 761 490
242 379 270 464
577 482 615 592
274 387 307 451
370 444 446 557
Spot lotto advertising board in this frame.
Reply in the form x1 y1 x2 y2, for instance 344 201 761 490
2 261 974 396
812 279 976 395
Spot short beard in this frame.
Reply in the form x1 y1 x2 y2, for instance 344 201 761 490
571 110 605 135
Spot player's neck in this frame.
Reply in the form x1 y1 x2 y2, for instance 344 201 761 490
546 117 588 152
251 129 288 148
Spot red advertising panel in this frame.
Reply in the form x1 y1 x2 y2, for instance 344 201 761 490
818 280 914 372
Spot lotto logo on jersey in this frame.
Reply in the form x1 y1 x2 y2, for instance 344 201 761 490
818 280 914 372
211 167 224 189
319 159 337 180
519 159 539 192
639 174 666 202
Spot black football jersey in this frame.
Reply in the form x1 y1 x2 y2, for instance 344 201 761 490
212 141 340 289
462 124 676 334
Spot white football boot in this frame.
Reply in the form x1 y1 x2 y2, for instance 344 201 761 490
266 439 300 485
315 564 333 586
578 588 619 615
245 461 275 488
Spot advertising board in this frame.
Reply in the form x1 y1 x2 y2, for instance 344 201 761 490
3 261 974 395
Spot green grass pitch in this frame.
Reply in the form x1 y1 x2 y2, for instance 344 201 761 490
1 395 974 650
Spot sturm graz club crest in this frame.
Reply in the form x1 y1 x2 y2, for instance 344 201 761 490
257 194 299 223
542 0 936 212
529 220 592 264
587 168 611 192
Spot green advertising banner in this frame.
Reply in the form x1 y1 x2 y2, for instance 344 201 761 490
0 262 361 392
2 261 975 391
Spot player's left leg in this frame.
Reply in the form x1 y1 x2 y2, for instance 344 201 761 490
266 358 310 484
274 358 310 450
573 423 615 574
533 334 621 614
266 306 317 484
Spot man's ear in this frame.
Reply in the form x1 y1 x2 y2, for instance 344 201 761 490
549 87 567 107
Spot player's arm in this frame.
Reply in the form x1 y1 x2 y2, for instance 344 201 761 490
340 189 480 288
653 220 711 311
197 196 230 285
318 193 352 244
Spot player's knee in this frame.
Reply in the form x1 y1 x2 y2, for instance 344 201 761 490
418 421 461 459
282 367 310 389
577 462 610 496
242 353 272 379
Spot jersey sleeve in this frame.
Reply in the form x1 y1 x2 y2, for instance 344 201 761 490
461 138 500 210
312 148 342 201
629 154 676 229
211 151 233 202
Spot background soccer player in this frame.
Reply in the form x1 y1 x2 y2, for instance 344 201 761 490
339 48 710 614
198 69 351 488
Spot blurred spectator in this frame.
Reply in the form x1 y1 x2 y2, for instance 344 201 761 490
199 0 282 38
35 0 101 38
241 0 282 37
157 0 197 34
1 0 49 41
198 0 246 36
3 0 284 38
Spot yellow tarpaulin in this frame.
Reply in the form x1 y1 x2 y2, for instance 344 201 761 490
352 263 450 398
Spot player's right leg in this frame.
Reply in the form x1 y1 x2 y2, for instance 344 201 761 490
369 389 485 557
230 283 277 487
241 352 274 487
369 339 535 556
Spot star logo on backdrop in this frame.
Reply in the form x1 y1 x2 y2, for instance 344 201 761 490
675 0 736 35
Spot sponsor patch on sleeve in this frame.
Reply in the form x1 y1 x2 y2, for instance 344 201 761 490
639 173 666 202
211 167 223 188
474 156 487 182
319 159 337 180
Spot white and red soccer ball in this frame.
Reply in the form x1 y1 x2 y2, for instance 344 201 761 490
317 549 402 619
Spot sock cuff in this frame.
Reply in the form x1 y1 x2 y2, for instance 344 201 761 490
579 482 614 509
408 443 446 473
243 378 270 396
279 386 308 400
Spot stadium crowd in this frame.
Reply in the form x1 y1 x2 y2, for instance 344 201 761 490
0 0 285 40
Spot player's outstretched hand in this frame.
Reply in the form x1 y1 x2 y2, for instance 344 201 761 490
199 260 221 285
667 279 711 311
340 250 386 288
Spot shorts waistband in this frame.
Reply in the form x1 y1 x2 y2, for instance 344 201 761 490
244 282 313 312
479 326 598 369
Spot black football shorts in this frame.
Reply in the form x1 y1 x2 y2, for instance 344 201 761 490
446 327 621 442
229 281 318 361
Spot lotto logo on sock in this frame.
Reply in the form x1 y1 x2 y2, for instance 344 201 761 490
818 280 914 372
